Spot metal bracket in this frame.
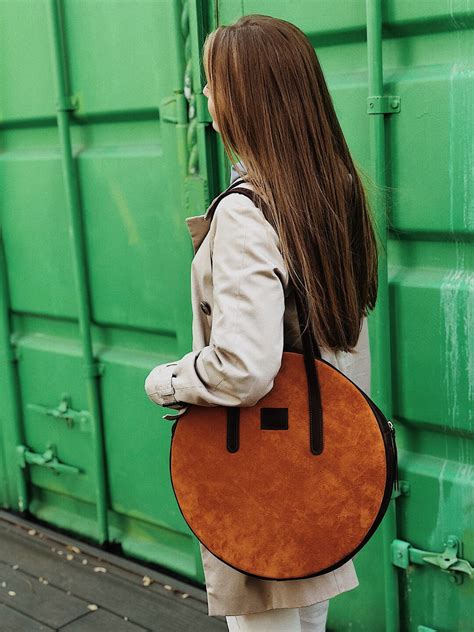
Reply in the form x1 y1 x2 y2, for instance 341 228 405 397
83 361 105 378
392 535 473 584
27 393 91 432
161 92 212 125
56 94 79 112
391 479 410 499
160 93 187 124
161 95 178 123
195 92 213 124
367 95 401 114
9 332 23 362
16 443 81 476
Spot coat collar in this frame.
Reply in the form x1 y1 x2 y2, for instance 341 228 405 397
184 172 248 255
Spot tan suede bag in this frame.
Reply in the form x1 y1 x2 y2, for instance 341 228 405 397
169 186 399 581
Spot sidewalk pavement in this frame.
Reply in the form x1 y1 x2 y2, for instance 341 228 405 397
0 510 226 631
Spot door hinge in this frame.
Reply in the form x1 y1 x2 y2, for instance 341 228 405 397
392 535 473 584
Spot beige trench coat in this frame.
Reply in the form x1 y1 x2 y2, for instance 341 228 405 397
145 169 371 617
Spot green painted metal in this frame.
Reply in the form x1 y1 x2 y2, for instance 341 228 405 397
46 0 109 545
366 3 400 631
0 1 472 630
0 228 28 511
391 535 473 582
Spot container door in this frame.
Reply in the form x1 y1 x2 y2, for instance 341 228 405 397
212 2 474 630
0 0 217 584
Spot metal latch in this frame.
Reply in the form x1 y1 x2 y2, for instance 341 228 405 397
392 536 473 584
27 393 91 432
16 443 81 476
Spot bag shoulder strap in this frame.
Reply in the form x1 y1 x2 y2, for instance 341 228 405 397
210 182 324 455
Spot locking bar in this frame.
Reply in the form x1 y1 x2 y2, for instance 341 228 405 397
392 535 473 584
16 443 81 476
27 393 91 432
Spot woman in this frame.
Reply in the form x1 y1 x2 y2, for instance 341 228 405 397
145 13 379 632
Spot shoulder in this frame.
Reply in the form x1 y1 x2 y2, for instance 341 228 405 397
210 185 288 284
210 188 289 287
212 183 261 218
211 184 279 245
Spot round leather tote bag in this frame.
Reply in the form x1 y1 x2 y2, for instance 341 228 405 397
169 186 399 581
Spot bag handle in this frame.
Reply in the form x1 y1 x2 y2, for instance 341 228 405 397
206 181 324 455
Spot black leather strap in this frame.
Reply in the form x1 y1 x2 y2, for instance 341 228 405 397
227 407 240 452
207 183 324 455
293 290 324 455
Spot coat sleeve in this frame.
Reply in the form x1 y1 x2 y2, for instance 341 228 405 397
144 193 289 409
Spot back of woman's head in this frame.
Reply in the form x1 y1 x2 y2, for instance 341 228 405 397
203 14 380 352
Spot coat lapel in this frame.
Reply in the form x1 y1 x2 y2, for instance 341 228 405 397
184 214 210 255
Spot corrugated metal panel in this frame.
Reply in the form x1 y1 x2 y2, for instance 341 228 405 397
0 0 210 583
214 2 473 630
0 1 472 630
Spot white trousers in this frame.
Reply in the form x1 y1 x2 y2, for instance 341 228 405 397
226 599 329 631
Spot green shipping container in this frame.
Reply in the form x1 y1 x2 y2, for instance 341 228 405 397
0 2 472 630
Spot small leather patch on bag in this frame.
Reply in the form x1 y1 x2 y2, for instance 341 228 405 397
260 408 288 430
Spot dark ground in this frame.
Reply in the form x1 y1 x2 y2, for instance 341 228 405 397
0 510 226 632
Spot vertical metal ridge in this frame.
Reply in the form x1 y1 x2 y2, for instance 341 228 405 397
47 0 109 544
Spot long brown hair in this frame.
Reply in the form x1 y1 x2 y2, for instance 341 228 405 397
203 14 380 352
